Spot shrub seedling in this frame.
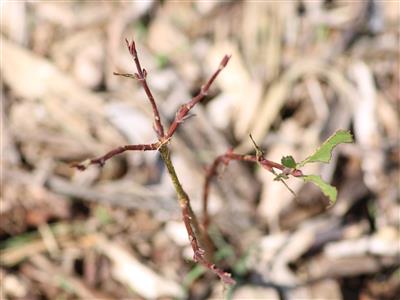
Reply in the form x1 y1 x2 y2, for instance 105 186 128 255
72 39 353 285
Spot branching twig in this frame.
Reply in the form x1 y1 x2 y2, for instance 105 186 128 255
71 143 159 170
72 39 235 285
125 39 165 139
166 55 231 138
72 37 348 287
202 149 303 235
159 145 235 285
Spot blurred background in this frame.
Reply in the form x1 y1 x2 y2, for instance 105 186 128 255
1 1 399 299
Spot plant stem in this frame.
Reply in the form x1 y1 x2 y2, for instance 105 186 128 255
125 39 165 138
158 145 203 243
71 143 159 170
202 149 303 235
166 55 231 138
158 144 235 285
73 39 235 285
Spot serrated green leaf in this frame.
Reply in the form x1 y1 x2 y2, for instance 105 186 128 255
303 175 337 205
298 130 353 167
281 155 297 168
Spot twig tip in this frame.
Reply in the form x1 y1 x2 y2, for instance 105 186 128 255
220 54 231 68
70 159 91 171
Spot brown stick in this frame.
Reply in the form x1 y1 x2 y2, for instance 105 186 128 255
125 39 165 139
72 39 235 285
202 150 303 235
159 145 235 285
166 55 231 138
71 143 159 170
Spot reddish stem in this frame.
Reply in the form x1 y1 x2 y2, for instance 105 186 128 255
166 55 231 138
125 39 165 139
180 201 235 285
202 150 303 234
71 143 158 170
73 39 235 285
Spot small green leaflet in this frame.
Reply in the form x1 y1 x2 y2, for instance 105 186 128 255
303 175 337 205
281 155 297 168
298 130 353 167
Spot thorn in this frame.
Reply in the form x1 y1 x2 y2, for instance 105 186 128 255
142 68 147 78
249 134 264 160
70 159 91 171
219 54 231 69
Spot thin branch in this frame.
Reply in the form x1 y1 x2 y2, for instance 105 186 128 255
73 39 235 285
125 39 165 139
181 202 235 285
71 143 159 170
202 150 303 234
159 145 235 285
166 55 231 138
113 72 136 79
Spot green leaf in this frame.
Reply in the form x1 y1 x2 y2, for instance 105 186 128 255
281 155 297 168
303 175 337 205
298 130 353 167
